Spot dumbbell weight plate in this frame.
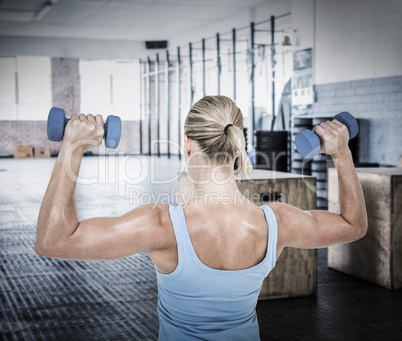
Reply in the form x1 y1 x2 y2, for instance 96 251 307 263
317 179 327 190
317 197 328 209
317 189 328 199
292 161 303 169
334 111 359 139
295 130 321 159
292 160 312 169
47 107 67 142
104 115 122 149
311 171 328 180
311 162 327 172
291 168 302 174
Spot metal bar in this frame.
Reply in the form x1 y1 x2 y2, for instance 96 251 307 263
140 70 164 77
139 59 143 154
230 59 249 64
216 33 221 95
254 43 275 47
270 15 276 131
221 38 248 42
147 56 152 156
156 53 160 157
234 12 291 33
177 46 182 160
256 29 287 33
166 50 170 159
225 50 251 55
250 22 255 135
232 28 236 103
190 59 214 63
191 47 215 50
255 12 291 26
202 38 206 97
189 42 194 106
141 62 191 77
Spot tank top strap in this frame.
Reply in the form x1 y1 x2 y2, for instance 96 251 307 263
260 205 278 269
164 204 187 277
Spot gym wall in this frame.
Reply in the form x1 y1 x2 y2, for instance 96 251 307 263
311 0 402 166
313 76 402 166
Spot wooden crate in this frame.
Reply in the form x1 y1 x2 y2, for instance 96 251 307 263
328 168 402 289
14 145 33 158
178 169 317 299
34 147 51 158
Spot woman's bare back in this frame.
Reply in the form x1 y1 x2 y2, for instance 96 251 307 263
183 202 269 271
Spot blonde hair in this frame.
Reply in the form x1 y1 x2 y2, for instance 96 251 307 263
184 95 253 178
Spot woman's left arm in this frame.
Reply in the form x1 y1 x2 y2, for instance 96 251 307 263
36 114 172 261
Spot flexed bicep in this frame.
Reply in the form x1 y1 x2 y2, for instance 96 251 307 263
271 203 362 251
36 203 174 261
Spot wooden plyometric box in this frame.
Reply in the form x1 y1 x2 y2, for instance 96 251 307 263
14 145 33 158
328 168 402 289
34 147 51 158
178 169 317 299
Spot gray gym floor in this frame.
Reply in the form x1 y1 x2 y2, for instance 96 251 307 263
1 156 401 340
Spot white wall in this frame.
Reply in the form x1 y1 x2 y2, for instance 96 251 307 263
291 0 314 51
314 0 402 84
80 60 141 120
0 56 51 120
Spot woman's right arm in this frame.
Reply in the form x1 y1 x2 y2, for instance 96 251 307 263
272 119 368 254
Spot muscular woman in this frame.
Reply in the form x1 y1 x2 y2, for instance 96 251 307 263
36 95 367 340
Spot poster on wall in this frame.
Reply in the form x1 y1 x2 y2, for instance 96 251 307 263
292 48 313 116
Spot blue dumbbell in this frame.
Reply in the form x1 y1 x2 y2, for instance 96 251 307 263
47 107 121 149
295 111 358 159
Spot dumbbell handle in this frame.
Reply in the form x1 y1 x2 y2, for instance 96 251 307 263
295 111 358 159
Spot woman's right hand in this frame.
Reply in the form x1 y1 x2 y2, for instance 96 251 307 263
63 113 104 152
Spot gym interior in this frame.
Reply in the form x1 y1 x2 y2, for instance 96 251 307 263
1 0 402 340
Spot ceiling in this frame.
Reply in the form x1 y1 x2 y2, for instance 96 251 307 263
0 0 272 42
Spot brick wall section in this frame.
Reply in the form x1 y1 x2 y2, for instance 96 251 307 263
313 75 402 166
51 58 81 114
0 121 59 156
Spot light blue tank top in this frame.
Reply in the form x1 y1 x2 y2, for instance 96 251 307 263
155 204 278 341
